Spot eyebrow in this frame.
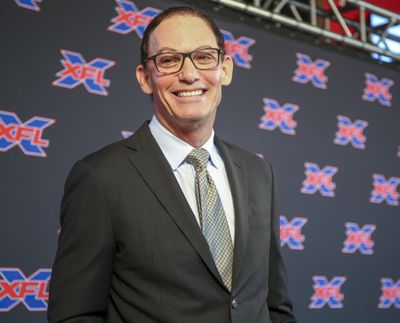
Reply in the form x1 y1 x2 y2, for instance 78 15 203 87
155 45 216 54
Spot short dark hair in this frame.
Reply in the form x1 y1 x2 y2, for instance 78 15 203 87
140 7 225 65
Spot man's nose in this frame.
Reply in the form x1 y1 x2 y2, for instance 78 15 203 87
178 56 199 83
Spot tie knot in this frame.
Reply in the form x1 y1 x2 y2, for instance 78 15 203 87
186 148 210 171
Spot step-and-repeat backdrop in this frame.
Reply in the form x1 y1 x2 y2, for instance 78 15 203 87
1 0 399 322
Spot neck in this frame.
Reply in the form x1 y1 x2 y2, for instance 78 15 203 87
173 127 212 148
155 116 213 148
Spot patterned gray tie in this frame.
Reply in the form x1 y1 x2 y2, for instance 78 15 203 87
186 148 234 291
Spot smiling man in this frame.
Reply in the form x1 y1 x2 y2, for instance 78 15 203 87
48 7 297 323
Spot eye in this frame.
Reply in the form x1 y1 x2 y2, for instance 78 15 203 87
157 54 181 67
195 53 215 61
193 50 218 65
198 54 213 60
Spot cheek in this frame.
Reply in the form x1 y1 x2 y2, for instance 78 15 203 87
150 72 173 89
151 78 170 99
206 72 224 98
208 70 223 86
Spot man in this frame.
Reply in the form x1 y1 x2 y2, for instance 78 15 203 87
48 7 297 323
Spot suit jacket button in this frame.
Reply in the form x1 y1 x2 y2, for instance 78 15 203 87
231 298 239 309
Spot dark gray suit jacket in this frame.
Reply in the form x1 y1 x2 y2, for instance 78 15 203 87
48 122 297 323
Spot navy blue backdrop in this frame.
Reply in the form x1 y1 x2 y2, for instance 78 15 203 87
1 0 399 322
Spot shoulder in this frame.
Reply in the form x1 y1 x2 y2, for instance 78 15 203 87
63 138 129 189
77 122 151 173
218 137 274 175
82 138 128 169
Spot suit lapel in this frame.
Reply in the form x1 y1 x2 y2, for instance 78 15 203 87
215 137 249 291
125 123 223 285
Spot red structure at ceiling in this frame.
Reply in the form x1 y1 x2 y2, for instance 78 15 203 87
366 0 400 14
322 0 399 38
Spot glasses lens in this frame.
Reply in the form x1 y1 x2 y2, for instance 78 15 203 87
154 49 220 74
156 53 183 73
191 49 220 70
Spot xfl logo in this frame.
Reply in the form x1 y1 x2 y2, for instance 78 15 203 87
378 278 400 309
369 174 400 206
301 162 338 197
0 110 55 157
0 268 51 311
293 53 330 89
221 30 255 69
280 216 307 250
14 0 42 11
334 115 368 149
310 276 346 309
258 98 299 135
362 73 393 107
108 0 160 38
53 50 115 96
342 222 376 255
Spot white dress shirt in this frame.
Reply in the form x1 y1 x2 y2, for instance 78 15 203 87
149 116 235 243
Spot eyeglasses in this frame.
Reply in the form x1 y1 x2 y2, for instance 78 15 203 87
144 48 224 75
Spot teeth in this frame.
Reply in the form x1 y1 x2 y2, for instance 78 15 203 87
176 90 203 97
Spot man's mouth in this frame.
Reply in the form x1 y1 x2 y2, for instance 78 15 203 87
174 89 206 97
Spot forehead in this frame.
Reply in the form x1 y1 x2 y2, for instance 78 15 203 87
148 15 218 54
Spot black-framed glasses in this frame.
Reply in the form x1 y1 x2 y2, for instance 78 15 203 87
144 48 224 75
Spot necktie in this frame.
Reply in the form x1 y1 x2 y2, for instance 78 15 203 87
186 148 234 291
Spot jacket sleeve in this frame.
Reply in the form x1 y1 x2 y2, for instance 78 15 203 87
48 160 115 323
266 162 298 323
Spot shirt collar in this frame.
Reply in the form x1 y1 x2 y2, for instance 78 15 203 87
149 115 219 171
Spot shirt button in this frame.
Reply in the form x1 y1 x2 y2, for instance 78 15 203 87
231 298 239 309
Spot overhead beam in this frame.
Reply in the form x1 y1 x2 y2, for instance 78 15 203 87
207 0 400 63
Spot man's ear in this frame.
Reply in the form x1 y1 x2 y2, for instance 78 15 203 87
221 55 234 86
136 64 153 95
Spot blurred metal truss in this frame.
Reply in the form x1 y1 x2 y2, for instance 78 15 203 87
207 0 400 63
